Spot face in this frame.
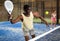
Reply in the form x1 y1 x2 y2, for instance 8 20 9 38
26 7 31 13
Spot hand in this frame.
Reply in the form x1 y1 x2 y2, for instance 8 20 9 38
9 15 13 24
45 22 49 27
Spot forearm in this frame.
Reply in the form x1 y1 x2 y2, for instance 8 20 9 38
10 19 15 24
10 18 20 24
39 16 48 24
9 15 14 24
9 15 22 24
33 11 48 25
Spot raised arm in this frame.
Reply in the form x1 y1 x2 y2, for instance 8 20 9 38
10 15 23 24
33 11 48 25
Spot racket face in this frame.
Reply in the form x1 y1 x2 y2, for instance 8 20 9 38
4 0 14 14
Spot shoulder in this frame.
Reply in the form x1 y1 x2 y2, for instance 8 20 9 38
32 11 40 17
18 15 23 19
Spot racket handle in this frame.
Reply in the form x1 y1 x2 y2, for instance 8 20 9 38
9 16 13 24
9 10 12 15
9 15 12 19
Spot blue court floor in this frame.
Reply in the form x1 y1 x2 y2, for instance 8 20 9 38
0 21 59 41
36 28 60 41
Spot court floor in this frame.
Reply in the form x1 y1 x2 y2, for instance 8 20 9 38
0 21 59 41
36 28 60 41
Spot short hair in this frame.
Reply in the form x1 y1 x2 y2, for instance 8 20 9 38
23 5 30 11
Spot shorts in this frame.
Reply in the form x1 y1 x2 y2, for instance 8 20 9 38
22 28 35 36
51 17 56 22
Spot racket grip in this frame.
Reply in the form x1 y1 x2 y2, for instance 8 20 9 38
9 15 12 19
9 15 14 24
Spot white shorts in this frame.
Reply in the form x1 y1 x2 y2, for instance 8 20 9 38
22 28 35 36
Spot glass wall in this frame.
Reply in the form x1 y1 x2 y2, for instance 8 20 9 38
44 0 56 23
0 0 60 24
59 0 60 24
0 0 8 21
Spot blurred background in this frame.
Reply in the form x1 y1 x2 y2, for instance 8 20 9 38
0 0 60 24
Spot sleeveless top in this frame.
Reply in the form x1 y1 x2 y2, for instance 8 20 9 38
21 12 34 30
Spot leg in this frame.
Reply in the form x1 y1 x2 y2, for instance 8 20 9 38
30 29 35 38
53 19 56 27
22 28 30 41
51 21 53 27
24 36 29 41
51 18 53 28
31 34 35 38
54 21 56 27
50 21 53 29
54 23 56 27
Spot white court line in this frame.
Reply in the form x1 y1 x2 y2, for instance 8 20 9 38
29 26 60 41
0 21 21 23
0 27 22 33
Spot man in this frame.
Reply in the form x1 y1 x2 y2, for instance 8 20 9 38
10 5 48 41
